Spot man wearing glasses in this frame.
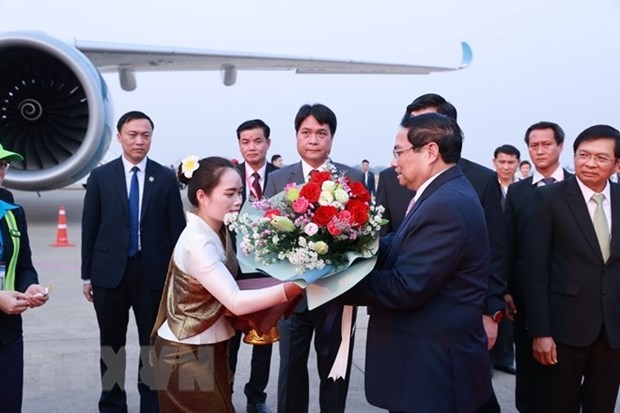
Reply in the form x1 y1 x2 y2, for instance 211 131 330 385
525 125 620 412
343 113 493 412
375 93 506 412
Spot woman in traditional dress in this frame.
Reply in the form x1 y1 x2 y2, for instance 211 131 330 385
151 156 302 412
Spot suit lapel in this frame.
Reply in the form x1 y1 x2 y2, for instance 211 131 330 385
238 163 248 202
264 162 277 192
290 162 304 185
141 159 154 220
381 165 462 265
114 158 129 215
564 177 603 261
609 183 620 263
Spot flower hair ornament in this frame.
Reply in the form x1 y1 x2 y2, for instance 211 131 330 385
181 155 200 179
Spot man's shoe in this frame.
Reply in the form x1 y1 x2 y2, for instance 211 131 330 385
495 365 517 375
247 402 272 413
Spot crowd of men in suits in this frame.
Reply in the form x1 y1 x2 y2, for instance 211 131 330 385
216 95 620 413
70 90 620 413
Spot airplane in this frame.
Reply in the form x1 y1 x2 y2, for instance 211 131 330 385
0 31 472 192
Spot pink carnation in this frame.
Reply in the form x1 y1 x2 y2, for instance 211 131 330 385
292 197 310 214
327 220 342 236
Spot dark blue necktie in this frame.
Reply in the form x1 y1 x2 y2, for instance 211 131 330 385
128 166 140 257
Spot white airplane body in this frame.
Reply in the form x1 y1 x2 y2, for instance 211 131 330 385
0 31 472 191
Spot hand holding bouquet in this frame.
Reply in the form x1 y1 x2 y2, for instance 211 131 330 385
226 161 386 306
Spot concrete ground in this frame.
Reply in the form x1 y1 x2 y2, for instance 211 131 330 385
13 187 618 412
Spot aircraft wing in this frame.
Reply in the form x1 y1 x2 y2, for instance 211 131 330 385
76 39 472 81
0 31 472 191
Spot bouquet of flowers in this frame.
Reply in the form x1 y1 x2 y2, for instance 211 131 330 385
226 161 385 306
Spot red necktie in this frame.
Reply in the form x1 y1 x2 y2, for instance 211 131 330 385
308 169 319 182
251 172 263 200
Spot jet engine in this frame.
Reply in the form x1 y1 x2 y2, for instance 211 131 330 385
0 31 113 191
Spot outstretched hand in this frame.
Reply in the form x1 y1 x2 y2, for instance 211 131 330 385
0 290 30 315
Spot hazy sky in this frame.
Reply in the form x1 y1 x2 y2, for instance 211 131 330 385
1 0 619 171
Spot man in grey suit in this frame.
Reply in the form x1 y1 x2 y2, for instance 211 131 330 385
264 103 364 413
81 111 186 413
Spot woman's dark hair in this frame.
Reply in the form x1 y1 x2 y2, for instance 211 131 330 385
178 156 239 206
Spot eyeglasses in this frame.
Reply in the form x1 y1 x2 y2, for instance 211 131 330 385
392 143 429 160
574 151 616 165
0 162 10 171
392 145 414 160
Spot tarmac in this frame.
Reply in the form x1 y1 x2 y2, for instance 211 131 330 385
12 187 619 412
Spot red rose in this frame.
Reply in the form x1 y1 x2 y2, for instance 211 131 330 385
300 182 321 203
345 199 369 213
263 209 281 219
313 205 338 227
349 181 370 203
309 171 332 185
350 203 370 225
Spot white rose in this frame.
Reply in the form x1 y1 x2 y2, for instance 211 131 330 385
321 180 336 192
318 190 334 206
334 188 349 203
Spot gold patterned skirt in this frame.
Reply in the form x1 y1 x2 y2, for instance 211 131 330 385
153 336 234 413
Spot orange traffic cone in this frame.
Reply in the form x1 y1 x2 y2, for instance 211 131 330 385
50 205 74 247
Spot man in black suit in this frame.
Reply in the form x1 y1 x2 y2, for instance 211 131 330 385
525 124 620 412
264 103 364 413
81 111 186 413
490 144 521 375
228 119 279 413
376 93 506 412
360 159 375 197
504 121 568 413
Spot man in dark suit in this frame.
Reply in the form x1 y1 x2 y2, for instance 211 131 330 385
81 111 186 413
525 125 620 412
343 113 492 412
489 144 521 375
375 93 506 412
503 121 568 413
379 94 507 346
228 118 279 413
361 159 375 197
264 103 364 413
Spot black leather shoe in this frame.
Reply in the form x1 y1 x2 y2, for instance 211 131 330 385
495 365 517 375
247 402 272 413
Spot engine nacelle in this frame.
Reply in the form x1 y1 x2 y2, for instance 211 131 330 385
0 31 113 191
